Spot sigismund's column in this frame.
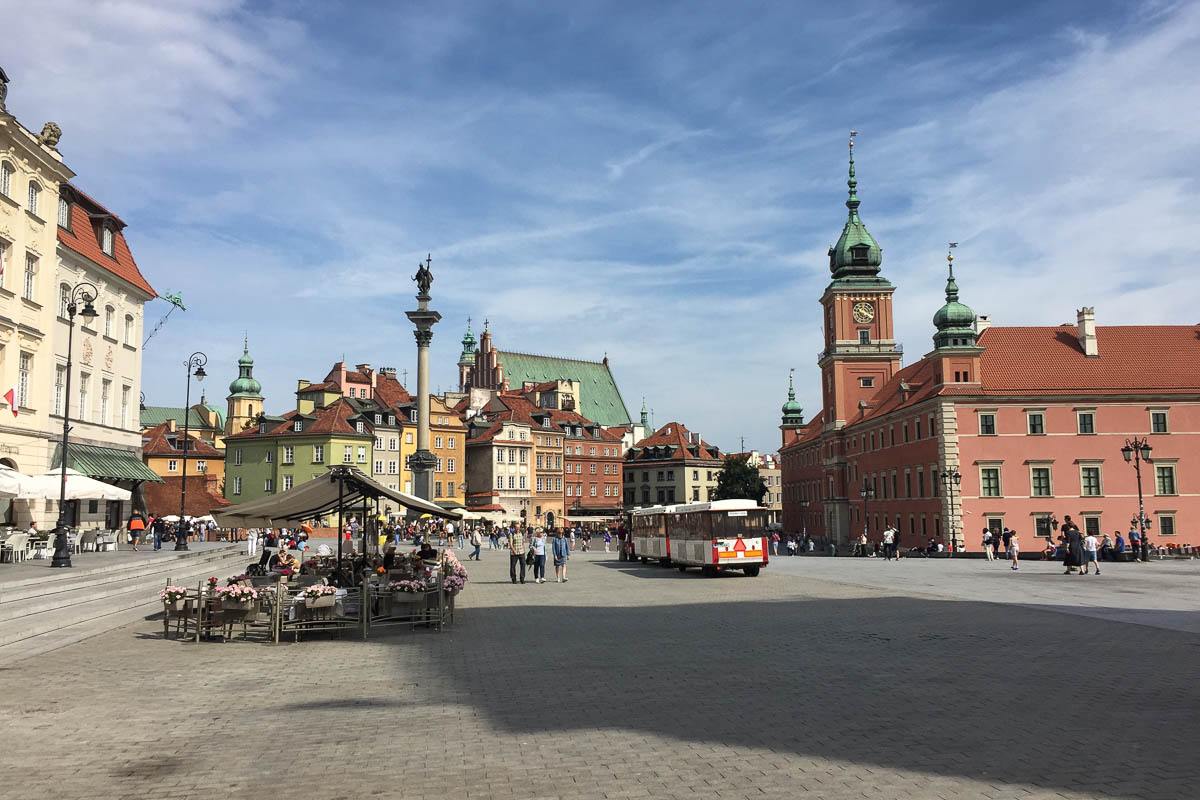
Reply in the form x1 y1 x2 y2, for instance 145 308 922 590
406 255 442 501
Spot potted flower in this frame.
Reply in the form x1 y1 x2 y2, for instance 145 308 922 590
301 584 337 609
205 576 219 594
443 573 466 596
160 585 189 611
215 583 260 610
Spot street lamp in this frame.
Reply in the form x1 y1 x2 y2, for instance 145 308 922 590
941 467 962 555
51 282 99 568
1122 437 1153 562
860 481 875 540
175 352 207 551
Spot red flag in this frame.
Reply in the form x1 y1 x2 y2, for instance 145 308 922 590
3 388 15 418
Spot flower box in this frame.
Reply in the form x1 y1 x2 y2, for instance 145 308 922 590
222 597 254 612
164 598 187 612
306 594 335 609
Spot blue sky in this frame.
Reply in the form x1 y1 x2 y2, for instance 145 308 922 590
5 0 1199 452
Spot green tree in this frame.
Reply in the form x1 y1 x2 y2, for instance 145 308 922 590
711 456 767 504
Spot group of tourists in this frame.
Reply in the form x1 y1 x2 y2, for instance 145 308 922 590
505 526 573 585
769 532 817 556
126 512 219 551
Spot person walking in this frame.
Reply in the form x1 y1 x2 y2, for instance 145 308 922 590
247 527 259 558
982 528 995 561
1082 530 1101 575
603 529 612 553
508 525 527 584
128 512 146 551
151 516 166 551
1009 529 1021 570
770 531 780 557
552 529 571 582
1063 524 1084 574
882 527 895 561
1128 524 1142 562
469 527 482 560
531 528 547 583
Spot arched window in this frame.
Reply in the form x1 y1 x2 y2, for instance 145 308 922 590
123 314 134 346
0 161 12 197
100 227 113 256
104 306 114 337
27 182 40 216
58 196 71 228
59 283 71 319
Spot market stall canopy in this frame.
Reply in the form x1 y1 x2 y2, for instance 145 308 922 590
212 467 462 528
52 442 163 483
0 466 42 499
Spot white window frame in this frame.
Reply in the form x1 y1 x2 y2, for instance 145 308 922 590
53 363 66 415
234 449 243 466
196 460 207 473
1154 463 1177 496
343 446 353 463
58 196 70 228
233 476 243 495
167 459 178 472
23 253 37 301
1076 410 1096 435
1026 411 1046 436
978 464 1002 498
100 227 113 256
356 446 367 463
77 371 90 421
313 445 324 463
0 161 12 197
283 445 294 464
283 474 293 491
27 181 40 216
100 378 111 425
1079 463 1103 497
1156 512 1176 536
1150 409 1169 434
447 457 455 472
1029 463 1053 497
265 478 274 492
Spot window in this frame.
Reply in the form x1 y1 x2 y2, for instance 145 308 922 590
0 238 8 289
979 467 1001 497
78 371 89 420
537 478 544 492
496 475 503 490
1155 465 1176 495
858 329 870 344
1083 516 1100 537
23 253 36 300
196 460 208 473
859 377 874 388
915 418 922 439
0 161 11 197
405 432 413 444
447 457 455 472
536 454 543 469
265 450 273 463
283 475 293 491
357 446 367 463
508 449 515 463
519 450 527 464
343 446 353 463
167 459 178 472
283 446 294 464
589 446 596 456
1077 412 1095 435
121 385 130 428
389 438 397 450
100 227 113 256
979 413 996 435
590 484 597 496
435 482 442 498
374 413 382 424
1158 515 1175 536
435 458 442 473
100 379 111 425
375 437 384 449
508 476 515 489
1150 411 1168 433
1027 413 1045 435
265 478 274 492
435 436 443 448
519 476 527 489
234 449 243 466
496 449 504 463
313 445 324 463
53 364 66 415
1081 466 1102 497
124 315 134 345
590 463 596 474
567 485 573 497
59 283 70 318
388 461 397 474
233 477 242 495
27 182 40 216
103 306 114 337
1031 467 1052 497
356 421 365 434
555 478 562 492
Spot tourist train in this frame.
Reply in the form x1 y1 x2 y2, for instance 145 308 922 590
627 499 769 576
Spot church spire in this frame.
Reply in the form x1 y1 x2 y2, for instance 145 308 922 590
932 242 978 350
640 397 649 428
828 130 883 281
781 369 804 428
846 129 860 217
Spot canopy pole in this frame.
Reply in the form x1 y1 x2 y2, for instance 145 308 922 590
361 494 369 559
336 472 345 572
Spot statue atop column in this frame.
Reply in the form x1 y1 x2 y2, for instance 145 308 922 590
413 254 434 299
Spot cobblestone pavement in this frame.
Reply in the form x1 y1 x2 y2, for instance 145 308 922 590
0 549 1197 800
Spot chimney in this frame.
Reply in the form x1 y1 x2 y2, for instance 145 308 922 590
1077 307 1098 357
975 314 991 335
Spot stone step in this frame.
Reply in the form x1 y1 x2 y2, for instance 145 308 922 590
0 543 243 601
0 551 250 651
0 545 248 623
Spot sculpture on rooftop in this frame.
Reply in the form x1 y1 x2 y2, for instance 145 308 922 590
38 121 62 148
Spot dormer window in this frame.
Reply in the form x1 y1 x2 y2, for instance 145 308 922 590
851 244 869 264
58 197 71 228
293 420 302 432
101 227 113 256
374 413 382 424
356 421 365 433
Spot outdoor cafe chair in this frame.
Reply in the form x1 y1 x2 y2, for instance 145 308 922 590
0 532 27 563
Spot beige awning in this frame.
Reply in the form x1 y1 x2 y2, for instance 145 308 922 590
212 467 461 528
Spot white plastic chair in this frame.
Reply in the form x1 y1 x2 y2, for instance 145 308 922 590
1 533 28 563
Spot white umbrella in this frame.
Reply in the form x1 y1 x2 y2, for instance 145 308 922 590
159 514 181 522
33 468 132 502
0 466 45 500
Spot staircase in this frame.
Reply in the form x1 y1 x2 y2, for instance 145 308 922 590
0 544 252 666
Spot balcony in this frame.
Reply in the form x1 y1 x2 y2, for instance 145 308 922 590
817 342 903 361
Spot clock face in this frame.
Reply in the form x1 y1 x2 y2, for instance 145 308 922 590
852 302 875 324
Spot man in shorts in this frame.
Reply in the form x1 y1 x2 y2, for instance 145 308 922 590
1082 530 1101 575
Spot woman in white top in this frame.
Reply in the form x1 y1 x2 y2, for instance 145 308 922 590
531 529 547 583
1009 530 1020 570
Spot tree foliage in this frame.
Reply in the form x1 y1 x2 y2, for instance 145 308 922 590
711 456 767 504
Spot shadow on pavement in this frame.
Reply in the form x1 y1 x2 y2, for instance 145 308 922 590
353 592 1199 798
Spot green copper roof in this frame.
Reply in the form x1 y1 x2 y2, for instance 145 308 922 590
497 351 632 427
229 341 263 397
53 442 163 483
932 253 978 349
141 405 224 431
828 138 882 280
781 372 804 426
458 323 477 367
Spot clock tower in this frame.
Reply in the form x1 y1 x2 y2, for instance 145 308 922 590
817 134 902 428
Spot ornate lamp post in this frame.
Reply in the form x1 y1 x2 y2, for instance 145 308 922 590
860 481 875 541
175 353 207 550
1122 437 1153 562
941 467 962 555
51 282 99 568
405 256 441 501
799 499 810 540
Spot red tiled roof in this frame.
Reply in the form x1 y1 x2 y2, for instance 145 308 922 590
345 371 370 383
629 421 720 460
57 186 155 297
306 398 360 435
298 381 340 393
144 476 230 517
976 325 1200 394
141 422 222 458
375 373 411 407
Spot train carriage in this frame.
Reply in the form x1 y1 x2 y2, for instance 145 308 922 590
629 500 769 576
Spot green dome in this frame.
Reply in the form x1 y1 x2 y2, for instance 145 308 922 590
932 255 978 349
781 373 804 428
828 139 883 280
229 341 263 397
